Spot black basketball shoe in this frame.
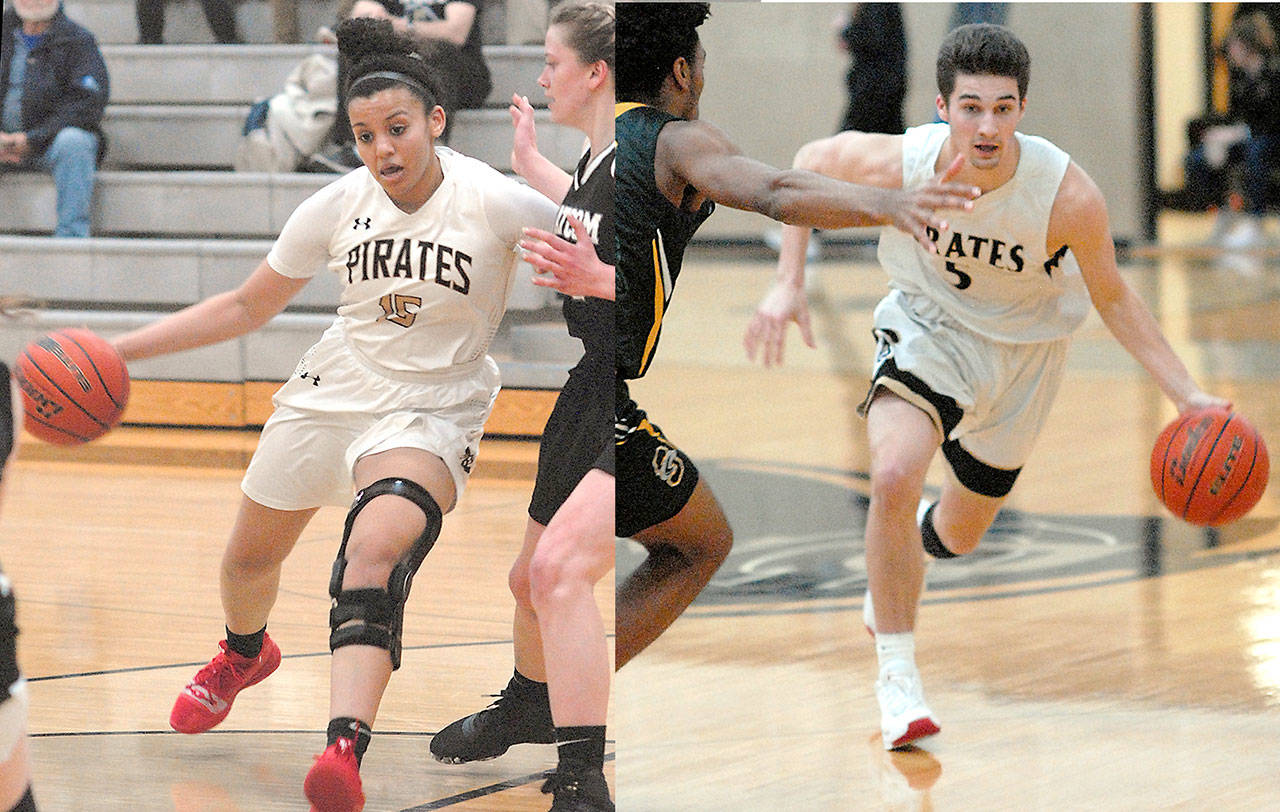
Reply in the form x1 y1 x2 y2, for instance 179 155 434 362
541 764 614 812
430 675 555 763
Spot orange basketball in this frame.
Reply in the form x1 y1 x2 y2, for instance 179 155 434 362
1150 409 1269 526
15 328 131 446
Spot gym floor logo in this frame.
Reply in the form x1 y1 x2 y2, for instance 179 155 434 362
615 459 1278 607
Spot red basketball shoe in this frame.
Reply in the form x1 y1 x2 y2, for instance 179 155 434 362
305 737 365 812
170 634 281 734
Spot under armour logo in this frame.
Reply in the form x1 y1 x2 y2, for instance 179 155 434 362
652 445 684 486
354 217 372 230
300 371 320 386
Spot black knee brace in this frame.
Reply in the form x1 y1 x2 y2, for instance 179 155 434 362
329 477 443 670
919 503 958 559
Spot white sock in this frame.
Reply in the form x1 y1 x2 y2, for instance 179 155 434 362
875 631 916 673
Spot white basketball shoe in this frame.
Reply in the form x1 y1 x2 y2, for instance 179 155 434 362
876 660 940 750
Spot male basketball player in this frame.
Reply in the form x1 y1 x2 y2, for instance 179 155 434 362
745 23 1230 750
615 3 980 668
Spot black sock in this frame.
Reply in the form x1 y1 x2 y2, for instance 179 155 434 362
555 725 606 772
919 504 958 559
225 625 266 659
327 717 373 766
511 668 547 694
9 785 35 812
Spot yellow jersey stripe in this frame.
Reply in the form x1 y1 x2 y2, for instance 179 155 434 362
638 236 666 376
615 102 648 118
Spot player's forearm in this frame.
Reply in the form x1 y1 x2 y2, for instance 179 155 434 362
114 291 264 362
768 169 890 230
1096 289 1202 411
774 224 811 289
406 17 469 46
514 150 572 202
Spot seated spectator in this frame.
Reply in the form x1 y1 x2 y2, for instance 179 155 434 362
1184 11 1280 248
320 0 491 169
236 0 402 173
0 0 109 238
135 0 241 44
400 0 492 109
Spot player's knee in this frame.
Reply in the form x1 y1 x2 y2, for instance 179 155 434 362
329 478 443 670
921 503 984 558
508 557 534 611
528 524 612 612
342 488 442 586
666 517 733 567
527 544 585 614
942 528 982 555
869 463 922 514
705 522 733 566
338 523 408 588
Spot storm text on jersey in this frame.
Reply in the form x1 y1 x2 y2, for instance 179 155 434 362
555 205 603 246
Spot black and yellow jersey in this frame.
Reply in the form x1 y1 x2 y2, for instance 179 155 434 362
559 141 615 361
616 102 714 380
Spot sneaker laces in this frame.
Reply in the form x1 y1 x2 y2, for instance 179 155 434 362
190 643 250 694
878 669 924 717
540 770 582 798
475 686 527 721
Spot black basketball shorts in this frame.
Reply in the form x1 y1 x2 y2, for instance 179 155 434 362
528 354 613 526
615 383 699 538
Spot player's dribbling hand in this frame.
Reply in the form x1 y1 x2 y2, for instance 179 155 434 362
520 216 614 300
891 153 980 253
744 281 815 367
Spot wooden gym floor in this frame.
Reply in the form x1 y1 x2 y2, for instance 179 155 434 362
4 212 1278 810
4 438 613 810
614 213 1280 810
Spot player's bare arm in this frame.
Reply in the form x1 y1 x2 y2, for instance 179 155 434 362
114 259 309 362
1053 163 1229 414
509 93 574 201
659 119 975 239
746 132 971 366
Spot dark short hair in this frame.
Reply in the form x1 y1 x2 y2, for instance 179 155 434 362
616 2 710 103
936 23 1030 102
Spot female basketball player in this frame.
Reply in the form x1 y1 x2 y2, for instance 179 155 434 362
111 19 557 811
429 5 615 809
746 23 1230 750
614 3 979 671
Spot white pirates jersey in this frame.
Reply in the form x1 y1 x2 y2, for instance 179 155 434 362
268 147 557 375
877 122 1090 344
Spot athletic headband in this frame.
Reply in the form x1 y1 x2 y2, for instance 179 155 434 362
348 70 434 100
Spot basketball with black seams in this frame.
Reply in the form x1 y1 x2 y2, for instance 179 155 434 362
15 328 131 446
1150 408 1269 526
